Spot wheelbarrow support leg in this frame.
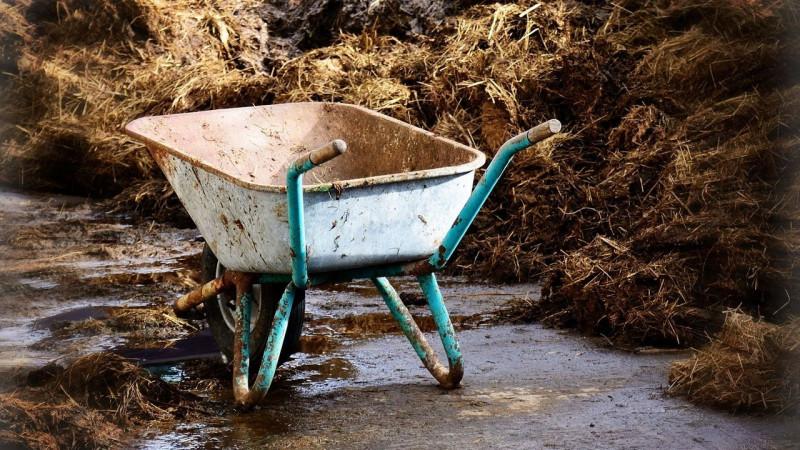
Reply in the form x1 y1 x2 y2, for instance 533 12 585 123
372 275 463 388
229 139 348 408
232 279 296 408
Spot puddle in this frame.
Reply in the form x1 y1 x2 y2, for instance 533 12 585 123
33 305 111 329
298 335 340 354
0 189 202 376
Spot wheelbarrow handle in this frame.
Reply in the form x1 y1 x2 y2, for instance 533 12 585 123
525 119 562 145
291 139 348 173
501 119 562 153
287 139 348 289
429 119 562 269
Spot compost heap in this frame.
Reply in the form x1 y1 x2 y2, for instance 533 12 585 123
1 0 798 411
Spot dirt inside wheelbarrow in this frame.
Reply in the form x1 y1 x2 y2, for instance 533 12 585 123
1 190 798 449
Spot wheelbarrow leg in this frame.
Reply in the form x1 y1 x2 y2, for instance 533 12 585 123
232 278 296 408
372 274 463 388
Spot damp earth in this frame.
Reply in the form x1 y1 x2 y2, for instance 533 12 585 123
0 189 797 449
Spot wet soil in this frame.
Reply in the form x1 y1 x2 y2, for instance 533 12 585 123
0 189 797 448
0 189 200 387
259 0 482 58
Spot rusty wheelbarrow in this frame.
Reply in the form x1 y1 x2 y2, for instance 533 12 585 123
125 103 560 408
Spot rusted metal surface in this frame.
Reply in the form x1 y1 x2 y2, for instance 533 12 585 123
232 275 296 408
230 272 256 404
173 271 253 317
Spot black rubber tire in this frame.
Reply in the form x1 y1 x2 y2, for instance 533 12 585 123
201 244 305 371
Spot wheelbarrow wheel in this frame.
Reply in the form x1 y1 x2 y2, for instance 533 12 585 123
201 244 305 373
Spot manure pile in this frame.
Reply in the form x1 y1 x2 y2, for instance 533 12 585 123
1 0 798 397
0 353 189 448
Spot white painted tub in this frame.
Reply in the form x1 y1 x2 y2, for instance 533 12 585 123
126 103 486 273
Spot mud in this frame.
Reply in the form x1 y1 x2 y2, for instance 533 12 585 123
259 0 481 57
1 189 798 448
0 189 201 385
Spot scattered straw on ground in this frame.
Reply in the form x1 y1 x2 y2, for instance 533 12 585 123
668 312 800 413
0 394 122 449
47 306 196 340
0 352 188 449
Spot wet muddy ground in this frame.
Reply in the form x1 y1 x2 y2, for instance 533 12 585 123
1 189 798 449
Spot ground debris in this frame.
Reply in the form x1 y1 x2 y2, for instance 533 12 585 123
668 312 800 414
42 305 196 342
0 394 122 450
0 352 192 449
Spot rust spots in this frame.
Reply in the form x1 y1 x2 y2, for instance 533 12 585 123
331 182 345 200
233 219 245 231
273 202 288 220
220 213 229 227
147 145 176 177
402 259 436 276
231 271 261 407
173 270 253 317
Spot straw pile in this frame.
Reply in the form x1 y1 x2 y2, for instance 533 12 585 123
0 0 275 217
668 312 800 413
1 0 798 347
526 2 800 346
0 353 183 449
271 0 799 346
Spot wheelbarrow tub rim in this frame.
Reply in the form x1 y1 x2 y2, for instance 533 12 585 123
125 102 486 193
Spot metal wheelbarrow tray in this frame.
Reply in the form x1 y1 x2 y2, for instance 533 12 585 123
126 102 560 408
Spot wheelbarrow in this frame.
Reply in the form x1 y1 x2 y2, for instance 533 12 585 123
125 103 560 408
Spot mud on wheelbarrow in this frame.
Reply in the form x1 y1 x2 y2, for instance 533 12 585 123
125 102 560 408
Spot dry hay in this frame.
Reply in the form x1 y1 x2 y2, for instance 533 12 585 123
527 0 800 346
46 306 196 342
57 352 180 421
271 0 799 347
0 0 274 217
0 352 185 449
2 0 798 351
668 312 800 413
0 394 121 449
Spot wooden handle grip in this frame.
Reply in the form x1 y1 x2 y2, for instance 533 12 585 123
525 119 561 144
309 139 347 165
